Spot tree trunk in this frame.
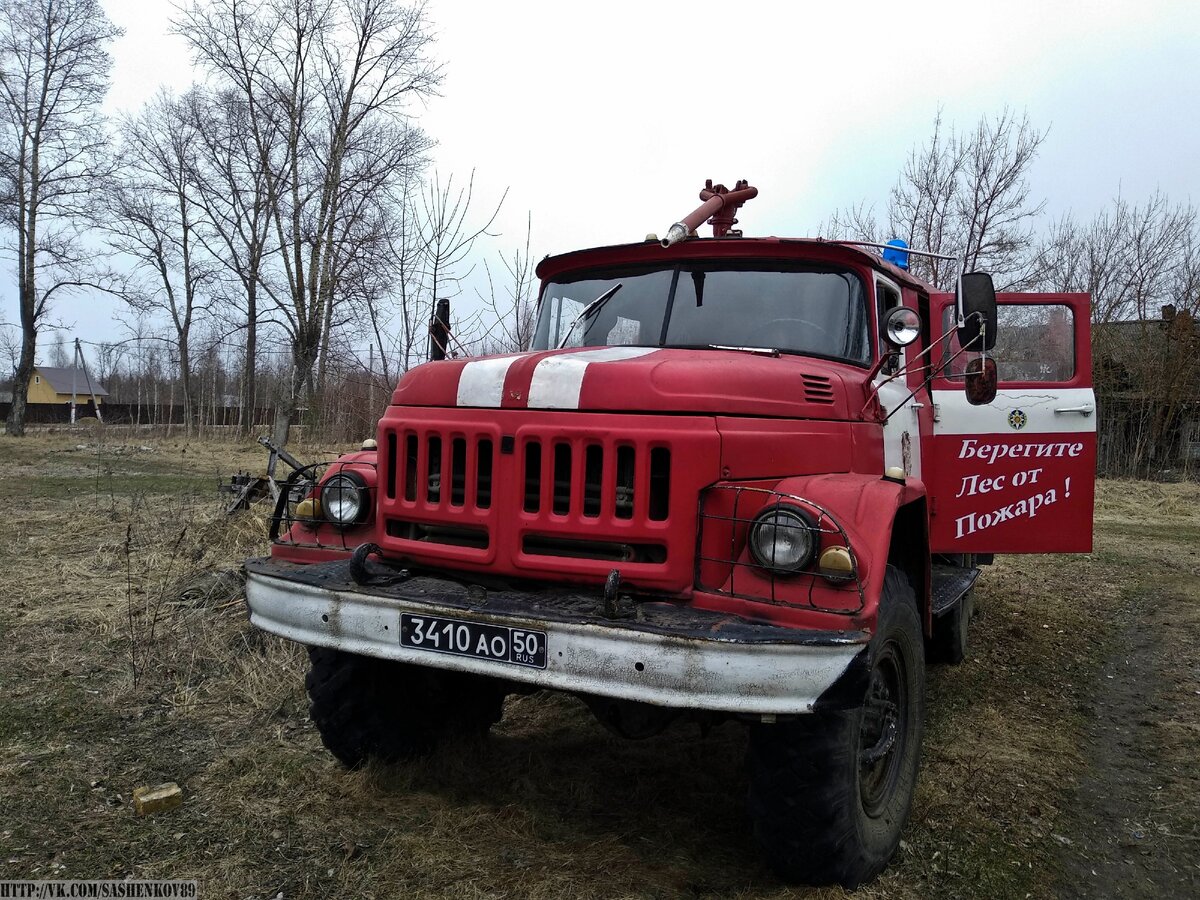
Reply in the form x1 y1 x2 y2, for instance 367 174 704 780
240 282 257 434
6 167 38 437
178 334 193 435
5 326 36 436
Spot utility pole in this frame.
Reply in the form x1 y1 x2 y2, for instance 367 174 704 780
71 344 78 424
72 338 103 424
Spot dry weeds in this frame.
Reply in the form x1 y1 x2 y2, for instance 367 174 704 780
0 430 1197 899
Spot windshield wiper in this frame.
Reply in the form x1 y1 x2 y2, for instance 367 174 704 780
703 344 781 357
557 283 623 349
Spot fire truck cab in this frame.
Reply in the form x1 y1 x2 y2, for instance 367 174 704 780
244 182 1096 887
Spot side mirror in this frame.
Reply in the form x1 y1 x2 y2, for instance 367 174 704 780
964 356 998 405
957 272 997 351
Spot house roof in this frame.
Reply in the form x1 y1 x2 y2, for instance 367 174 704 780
34 365 109 397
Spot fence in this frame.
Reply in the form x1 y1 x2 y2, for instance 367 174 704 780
0 401 276 427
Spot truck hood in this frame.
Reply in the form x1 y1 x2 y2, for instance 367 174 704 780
391 346 860 420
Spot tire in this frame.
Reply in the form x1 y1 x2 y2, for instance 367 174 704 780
747 566 926 888
305 647 507 768
928 588 973 665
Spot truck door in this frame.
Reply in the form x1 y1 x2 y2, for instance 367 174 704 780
926 293 1095 554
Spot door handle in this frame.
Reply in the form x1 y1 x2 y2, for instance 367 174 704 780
1054 404 1094 416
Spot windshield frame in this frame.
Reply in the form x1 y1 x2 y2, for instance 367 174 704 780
533 259 874 368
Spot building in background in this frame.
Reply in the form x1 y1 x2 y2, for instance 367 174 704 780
27 365 108 407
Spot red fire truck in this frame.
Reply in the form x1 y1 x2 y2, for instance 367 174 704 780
244 181 1096 887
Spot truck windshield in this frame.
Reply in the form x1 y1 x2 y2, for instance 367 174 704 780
531 263 871 364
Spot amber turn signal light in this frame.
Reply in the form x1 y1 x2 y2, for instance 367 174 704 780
818 546 854 581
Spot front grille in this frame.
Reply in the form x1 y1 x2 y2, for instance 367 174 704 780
522 534 667 564
386 518 488 549
520 439 671 522
378 411 706 587
390 431 494 511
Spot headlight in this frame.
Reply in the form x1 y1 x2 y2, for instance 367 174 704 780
748 505 816 574
319 473 368 525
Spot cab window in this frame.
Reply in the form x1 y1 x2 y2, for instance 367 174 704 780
941 304 1075 382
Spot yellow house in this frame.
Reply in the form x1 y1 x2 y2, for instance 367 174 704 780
29 366 108 406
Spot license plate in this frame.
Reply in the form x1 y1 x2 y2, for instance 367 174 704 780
399 614 548 669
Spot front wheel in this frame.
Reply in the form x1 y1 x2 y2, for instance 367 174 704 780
747 566 925 887
305 648 507 768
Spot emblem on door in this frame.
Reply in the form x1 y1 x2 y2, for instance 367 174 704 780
1007 409 1028 430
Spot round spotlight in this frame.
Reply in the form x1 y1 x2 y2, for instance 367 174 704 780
884 306 921 347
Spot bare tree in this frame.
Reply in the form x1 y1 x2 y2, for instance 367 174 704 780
174 0 443 445
49 336 69 366
824 110 1046 289
0 321 19 378
0 0 121 435
818 201 881 245
188 88 276 432
887 111 965 286
477 211 536 354
1036 192 1199 474
103 89 213 428
313 117 432 398
91 339 125 385
1036 192 1196 321
954 110 1046 286
398 169 505 365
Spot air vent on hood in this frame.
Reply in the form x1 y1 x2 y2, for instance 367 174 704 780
801 373 835 404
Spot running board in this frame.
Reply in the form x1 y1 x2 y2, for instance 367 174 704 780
931 564 981 617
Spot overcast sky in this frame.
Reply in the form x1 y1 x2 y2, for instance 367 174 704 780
13 0 1200 353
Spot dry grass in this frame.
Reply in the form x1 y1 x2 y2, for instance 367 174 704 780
0 430 1197 899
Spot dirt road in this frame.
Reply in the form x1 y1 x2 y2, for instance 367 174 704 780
1056 576 1200 896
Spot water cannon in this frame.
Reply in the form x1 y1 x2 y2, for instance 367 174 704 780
661 179 758 247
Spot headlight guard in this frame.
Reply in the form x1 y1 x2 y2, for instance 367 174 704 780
696 484 864 614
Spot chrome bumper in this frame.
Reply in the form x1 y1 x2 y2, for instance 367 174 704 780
245 560 867 716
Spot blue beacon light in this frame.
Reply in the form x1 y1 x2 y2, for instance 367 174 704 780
883 238 910 271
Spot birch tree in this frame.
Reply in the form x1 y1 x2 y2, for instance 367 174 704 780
104 90 213 428
189 88 275 431
174 0 442 444
0 0 121 435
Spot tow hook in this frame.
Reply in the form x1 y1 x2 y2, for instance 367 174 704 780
349 543 410 587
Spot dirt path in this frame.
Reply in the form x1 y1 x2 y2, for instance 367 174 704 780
1056 579 1200 898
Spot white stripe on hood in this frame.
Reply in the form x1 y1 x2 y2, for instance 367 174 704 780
456 354 524 407
528 347 659 409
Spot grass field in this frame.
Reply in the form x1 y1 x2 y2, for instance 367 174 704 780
0 430 1197 899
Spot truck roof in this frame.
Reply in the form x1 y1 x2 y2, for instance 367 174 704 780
535 236 937 294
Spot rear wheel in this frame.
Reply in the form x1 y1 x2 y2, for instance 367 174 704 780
747 566 925 888
305 647 507 768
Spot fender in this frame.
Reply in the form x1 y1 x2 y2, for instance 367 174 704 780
271 451 380 564
771 473 930 632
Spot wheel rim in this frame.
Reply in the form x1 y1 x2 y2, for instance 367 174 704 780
858 641 907 817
